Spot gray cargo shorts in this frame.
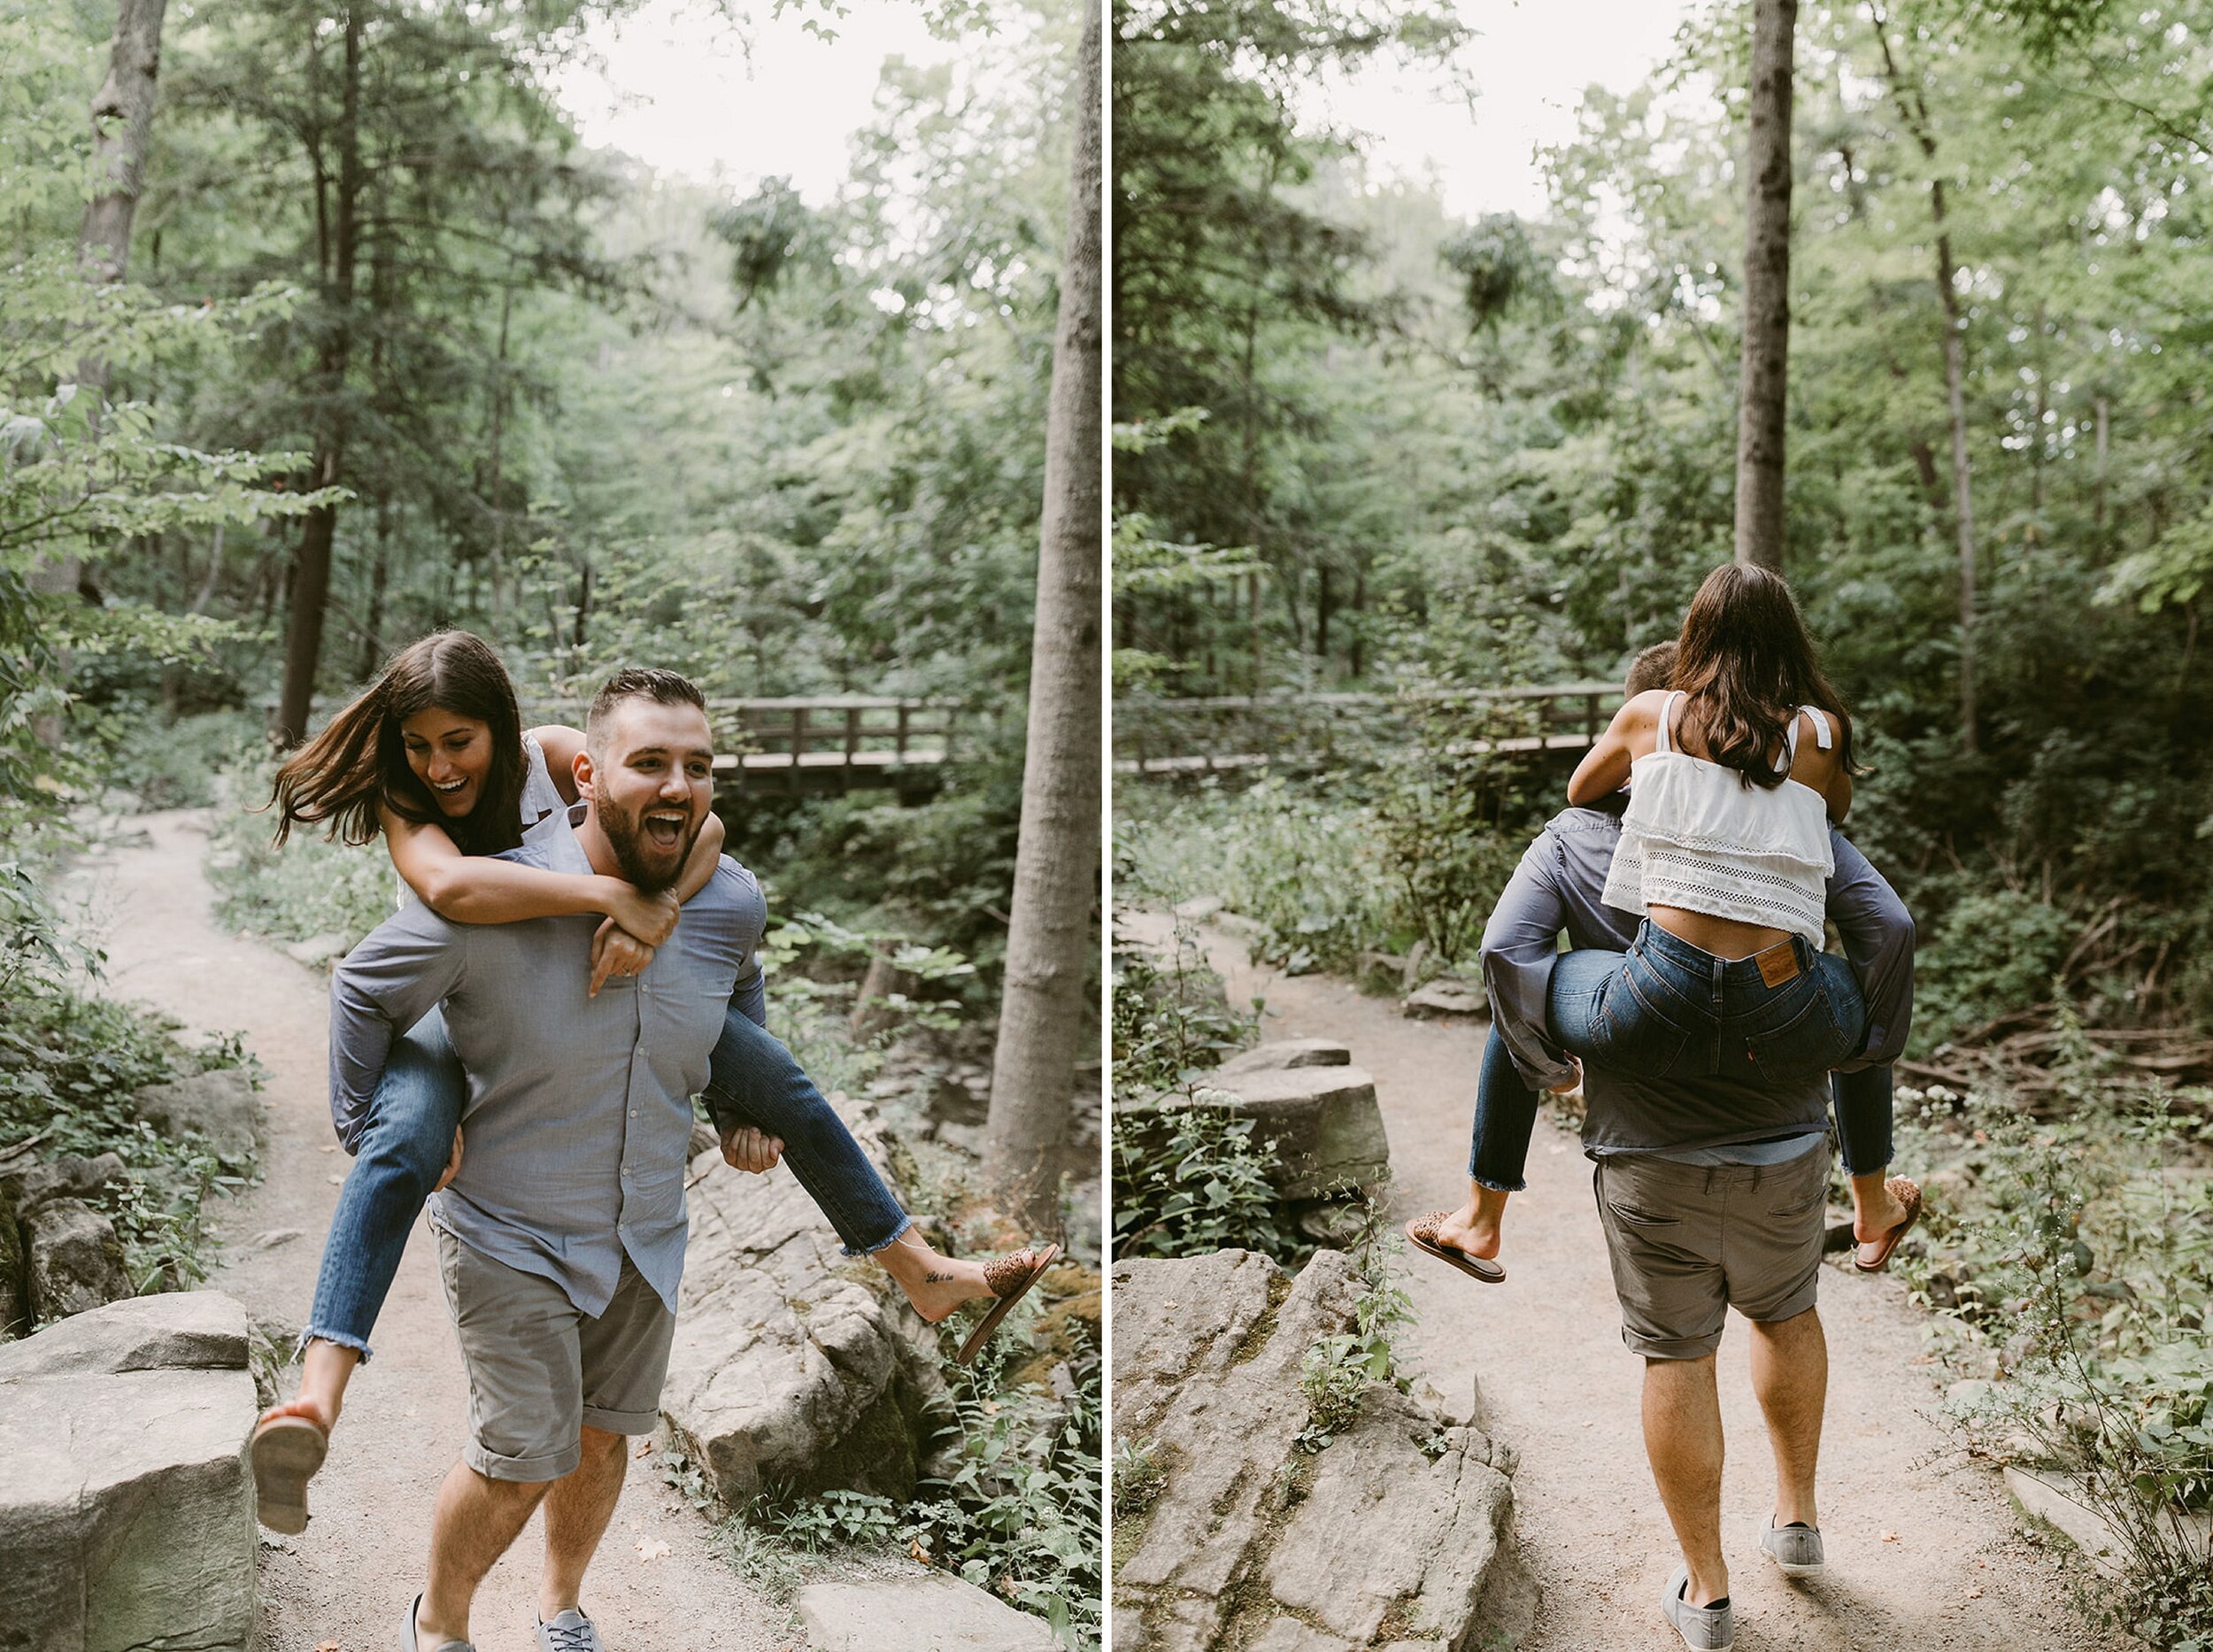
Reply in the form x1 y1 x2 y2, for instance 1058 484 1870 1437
436 1229 677 1482
1592 1144 1830 1361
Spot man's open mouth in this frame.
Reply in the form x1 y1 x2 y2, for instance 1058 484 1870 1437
643 807 688 851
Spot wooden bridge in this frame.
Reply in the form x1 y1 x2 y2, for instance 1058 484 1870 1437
1113 682 1624 777
279 693 967 798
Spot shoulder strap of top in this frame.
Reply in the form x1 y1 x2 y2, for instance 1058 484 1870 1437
1654 690 1684 755
1778 705 1835 773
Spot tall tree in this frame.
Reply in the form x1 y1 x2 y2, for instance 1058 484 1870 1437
1733 0 1797 572
1873 4 1980 752
986 0 1104 1227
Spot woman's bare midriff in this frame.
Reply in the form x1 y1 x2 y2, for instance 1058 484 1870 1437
1648 903 1793 961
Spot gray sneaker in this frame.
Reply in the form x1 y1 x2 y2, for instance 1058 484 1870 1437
537 1609 605 1652
405 1593 475 1652
1760 1519 1825 1577
1662 1567 1734 1651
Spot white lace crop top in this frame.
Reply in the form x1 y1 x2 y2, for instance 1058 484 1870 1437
395 730 570 909
1599 691 1835 948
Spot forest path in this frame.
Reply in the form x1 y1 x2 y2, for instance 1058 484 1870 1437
1179 918 2129 1652
64 810 787 1652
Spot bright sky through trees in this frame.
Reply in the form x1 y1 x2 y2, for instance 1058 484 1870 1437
1303 0 1699 216
551 0 962 200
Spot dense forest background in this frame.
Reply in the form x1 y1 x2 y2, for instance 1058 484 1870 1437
1115 0 2213 1060
5 0 1084 971
1111 4 2211 1640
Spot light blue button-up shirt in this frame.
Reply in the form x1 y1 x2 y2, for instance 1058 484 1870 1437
328 808 767 1316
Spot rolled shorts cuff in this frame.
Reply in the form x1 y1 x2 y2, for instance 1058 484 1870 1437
298 1326 374 1365
464 1437 582 1484
581 1402 663 1436
1623 1326 1723 1362
848 1212 915 1259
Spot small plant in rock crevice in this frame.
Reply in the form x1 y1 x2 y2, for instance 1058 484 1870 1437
1295 1206 1415 1454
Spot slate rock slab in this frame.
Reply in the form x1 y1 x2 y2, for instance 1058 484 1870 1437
798 1571 1062 1652
1111 1249 1534 1652
1402 978 1488 1020
131 1069 263 1163
660 1095 946 1506
0 1291 257 1652
1216 1039 1352 1076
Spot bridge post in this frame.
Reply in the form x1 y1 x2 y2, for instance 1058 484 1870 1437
791 704 808 770
844 704 860 763
896 702 910 762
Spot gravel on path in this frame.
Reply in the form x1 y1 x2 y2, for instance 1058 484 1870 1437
1179 919 2129 1652
67 809 790 1652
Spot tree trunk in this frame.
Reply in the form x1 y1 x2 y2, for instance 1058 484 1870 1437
78 0 168 346
2094 396 2109 534
1937 218 1978 753
1733 0 1796 573
1315 564 1332 672
1875 7 1978 753
984 0 1103 1230
276 8 364 749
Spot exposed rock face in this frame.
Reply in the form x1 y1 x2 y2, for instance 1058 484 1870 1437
0 1292 257 1652
797 1571 1063 1652
131 1068 263 1164
0 1152 128 1212
1197 1059 1389 1200
660 1096 946 1507
1112 1249 1535 1652
24 1197 133 1320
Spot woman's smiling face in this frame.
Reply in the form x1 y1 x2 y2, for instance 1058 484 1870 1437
400 707 495 818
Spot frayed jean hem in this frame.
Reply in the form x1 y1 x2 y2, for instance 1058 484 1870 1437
1468 1172 1526 1194
296 1325 374 1365
846 1212 914 1260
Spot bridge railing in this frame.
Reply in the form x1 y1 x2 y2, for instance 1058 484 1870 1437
1113 682 1624 775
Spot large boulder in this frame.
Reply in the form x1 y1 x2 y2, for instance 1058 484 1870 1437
797 1571 1062 1652
130 1069 263 1164
1122 1052 1389 1200
1216 1039 1352 1076
0 1291 257 1652
24 1198 133 1320
660 1095 946 1506
0 1152 128 1213
0 1182 24 1338
1112 1250 1534 1652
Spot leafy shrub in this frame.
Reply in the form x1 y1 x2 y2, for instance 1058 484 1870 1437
2 861 259 1308
1109 924 1253 1095
1111 1105 1297 1262
103 706 260 810
1111 1435 1167 1517
1912 889 2078 1049
206 752 393 950
717 1344 1104 1651
1893 1061 2212 1643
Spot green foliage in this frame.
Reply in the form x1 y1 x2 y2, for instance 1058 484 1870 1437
722 1347 1104 1651
105 708 262 810
1892 1059 2212 1641
1913 893 2078 1048
1108 925 1255 1095
0 979 258 1305
205 753 394 951
1111 1106 1296 1263
1295 1212 1414 1453
1110 1434 1167 1518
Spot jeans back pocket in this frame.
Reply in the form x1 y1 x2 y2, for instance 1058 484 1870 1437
1740 984 1856 1085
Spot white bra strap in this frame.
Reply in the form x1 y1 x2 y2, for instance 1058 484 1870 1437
1654 691 1684 755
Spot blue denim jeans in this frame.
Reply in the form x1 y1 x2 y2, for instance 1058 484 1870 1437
1468 923 1893 1192
304 1002 910 1359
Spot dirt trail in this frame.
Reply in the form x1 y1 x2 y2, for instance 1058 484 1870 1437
1188 922 2127 1652
65 810 786 1652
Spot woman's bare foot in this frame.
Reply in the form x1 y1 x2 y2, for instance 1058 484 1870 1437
1848 1170 1916 1267
873 1231 995 1323
1430 1183 1512 1262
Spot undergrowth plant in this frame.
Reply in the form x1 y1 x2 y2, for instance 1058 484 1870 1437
1295 1203 1415 1453
1891 1017 2213 1648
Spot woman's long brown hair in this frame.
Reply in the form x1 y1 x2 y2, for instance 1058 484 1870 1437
1669 564 1861 790
267 630 526 857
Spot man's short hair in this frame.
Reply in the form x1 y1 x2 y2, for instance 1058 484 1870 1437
586 668 708 757
1625 642 1678 696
